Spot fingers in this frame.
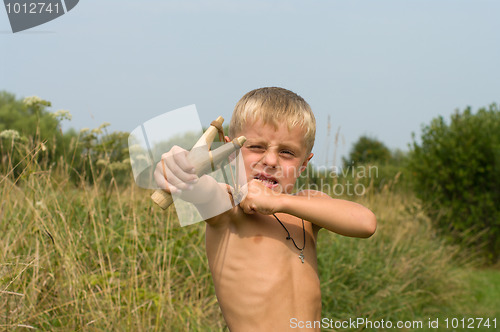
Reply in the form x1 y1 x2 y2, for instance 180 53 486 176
153 146 198 193
238 180 281 215
153 166 171 192
239 181 260 214
170 146 195 174
164 149 197 185
239 199 255 214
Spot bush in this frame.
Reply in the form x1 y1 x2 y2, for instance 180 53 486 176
409 104 500 262
0 91 131 186
340 136 410 194
342 136 391 168
0 92 77 178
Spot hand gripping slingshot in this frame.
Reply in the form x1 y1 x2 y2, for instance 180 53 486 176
151 116 245 210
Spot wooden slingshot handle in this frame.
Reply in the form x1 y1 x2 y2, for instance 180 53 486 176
151 116 246 210
151 189 174 210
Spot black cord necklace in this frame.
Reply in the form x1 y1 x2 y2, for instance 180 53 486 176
273 214 306 263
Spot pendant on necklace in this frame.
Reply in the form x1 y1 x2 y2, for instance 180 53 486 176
299 250 305 264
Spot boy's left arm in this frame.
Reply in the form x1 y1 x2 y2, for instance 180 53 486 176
240 180 376 238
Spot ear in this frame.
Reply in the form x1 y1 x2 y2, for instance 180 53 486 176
299 153 314 174
224 135 231 143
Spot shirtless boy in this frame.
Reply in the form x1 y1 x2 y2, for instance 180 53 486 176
155 87 377 331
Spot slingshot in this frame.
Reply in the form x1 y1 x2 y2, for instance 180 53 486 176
151 116 246 210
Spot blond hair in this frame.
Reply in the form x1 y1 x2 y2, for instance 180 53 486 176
229 87 316 155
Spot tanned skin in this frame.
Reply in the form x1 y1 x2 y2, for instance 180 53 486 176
155 120 376 331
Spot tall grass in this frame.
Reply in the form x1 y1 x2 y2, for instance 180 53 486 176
318 189 474 328
1 140 224 330
0 133 482 331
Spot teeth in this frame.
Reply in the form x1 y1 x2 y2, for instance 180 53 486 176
255 176 277 185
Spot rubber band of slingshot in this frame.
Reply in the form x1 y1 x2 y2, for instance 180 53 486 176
210 120 224 134
161 160 168 188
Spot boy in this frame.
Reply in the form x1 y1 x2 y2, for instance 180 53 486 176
155 87 376 331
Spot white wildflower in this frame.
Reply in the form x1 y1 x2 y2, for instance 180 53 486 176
109 161 129 171
23 96 42 107
136 155 148 162
91 128 102 135
0 129 21 140
52 109 72 121
128 144 147 154
98 122 111 130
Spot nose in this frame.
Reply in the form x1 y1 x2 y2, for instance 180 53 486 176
262 149 278 168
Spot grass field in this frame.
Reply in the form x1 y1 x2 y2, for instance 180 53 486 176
411 269 500 332
0 144 498 331
465 268 500 317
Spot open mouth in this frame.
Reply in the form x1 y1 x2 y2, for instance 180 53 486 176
254 174 279 188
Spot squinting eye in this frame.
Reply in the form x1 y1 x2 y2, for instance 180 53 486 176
248 145 265 151
281 150 295 156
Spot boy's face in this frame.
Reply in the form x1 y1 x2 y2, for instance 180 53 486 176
234 119 313 194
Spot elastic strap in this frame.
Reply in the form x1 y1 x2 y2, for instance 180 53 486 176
210 120 224 134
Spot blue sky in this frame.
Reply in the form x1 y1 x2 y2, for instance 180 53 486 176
1 0 499 167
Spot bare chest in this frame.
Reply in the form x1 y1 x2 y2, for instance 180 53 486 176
204 213 322 329
206 212 318 270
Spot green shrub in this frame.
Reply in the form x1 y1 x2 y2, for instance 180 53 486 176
409 104 500 262
0 92 78 178
342 135 391 168
339 135 410 194
0 91 131 186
